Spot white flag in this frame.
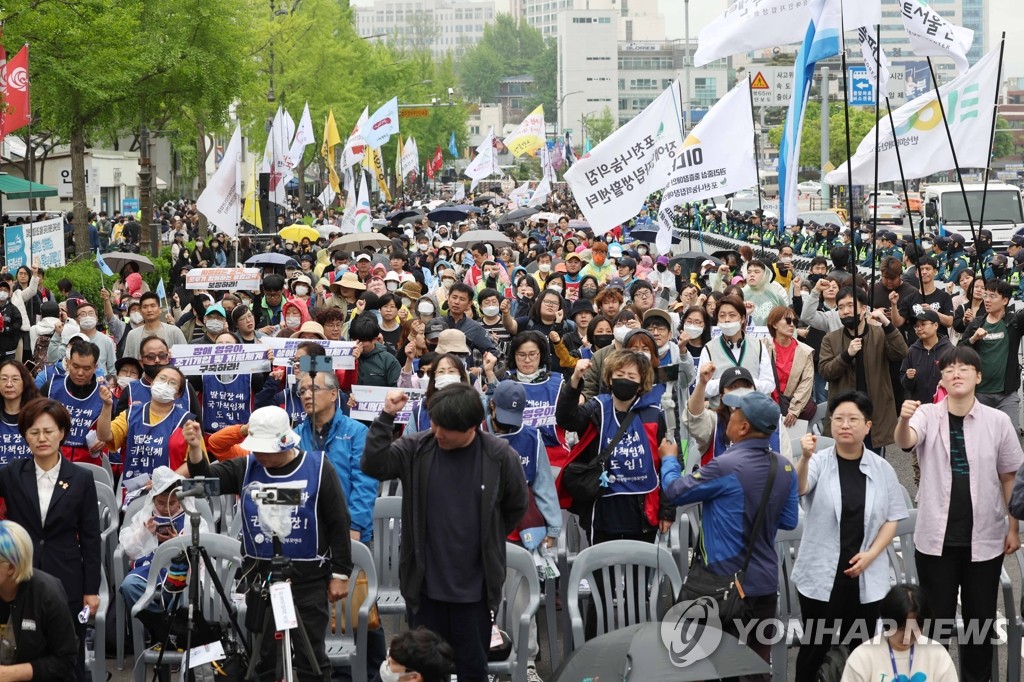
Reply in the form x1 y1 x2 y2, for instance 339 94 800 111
565 83 683 235
659 80 758 233
343 107 369 168
261 107 297 207
339 172 357 234
826 47 999 186
401 136 420 179
362 97 400 149
858 26 891 98
452 183 466 201
528 145 555 207
317 183 337 208
196 125 243 237
465 128 498 191
286 102 315 168
509 181 531 205
353 175 373 233
694 0 880 67
899 0 973 74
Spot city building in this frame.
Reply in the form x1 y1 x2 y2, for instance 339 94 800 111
524 0 663 41
557 9 619 149
354 0 497 60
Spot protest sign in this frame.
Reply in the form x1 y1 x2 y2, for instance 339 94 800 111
260 337 357 370
170 344 272 376
350 385 426 424
185 267 262 291
4 217 66 271
522 404 557 428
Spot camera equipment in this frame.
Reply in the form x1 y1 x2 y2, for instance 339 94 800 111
249 486 302 506
298 354 333 374
179 476 222 498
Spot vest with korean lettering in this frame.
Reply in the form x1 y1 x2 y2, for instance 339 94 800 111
48 376 104 456
0 416 30 464
123 403 194 482
595 392 660 496
241 450 322 561
127 379 193 415
202 373 253 432
520 374 570 469
497 425 540 485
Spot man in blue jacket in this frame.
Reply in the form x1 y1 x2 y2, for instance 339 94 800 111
661 390 799 678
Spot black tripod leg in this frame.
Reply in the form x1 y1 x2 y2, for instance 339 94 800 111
290 612 323 679
244 600 273 681
196 546 250 657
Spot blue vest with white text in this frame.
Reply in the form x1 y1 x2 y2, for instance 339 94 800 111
596 394 659 496
498 425 540 485
123 403 193 482
202 373 253 432
0 418 30 464
520 375 561 447
241 450 323 562
48 377 104 449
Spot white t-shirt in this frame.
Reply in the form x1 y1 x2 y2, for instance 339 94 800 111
841 635 957 682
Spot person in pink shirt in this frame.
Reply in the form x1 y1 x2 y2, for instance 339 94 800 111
895 345 1023 682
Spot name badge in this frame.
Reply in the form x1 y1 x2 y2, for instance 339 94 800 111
22 619 35 631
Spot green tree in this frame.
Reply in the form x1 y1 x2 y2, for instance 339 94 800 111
526 40 557 116
458 14 553 112
586 107 617 146
768 101 879 170
993 116 1015 159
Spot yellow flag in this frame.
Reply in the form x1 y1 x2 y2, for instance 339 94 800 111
241 156 262 229
395 135 404 189
367 146 391 202
322 109 342 192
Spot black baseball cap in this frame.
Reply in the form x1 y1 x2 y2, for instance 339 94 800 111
720 367 755 390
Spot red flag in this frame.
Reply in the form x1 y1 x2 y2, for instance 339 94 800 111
430 146 443 174
0 46 31 138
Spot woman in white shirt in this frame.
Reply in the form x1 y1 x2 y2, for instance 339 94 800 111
841 584 957 682
791 390 908 681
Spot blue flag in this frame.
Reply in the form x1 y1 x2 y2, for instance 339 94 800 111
778 0 840 232
156 278 167 302
95 249 114 277
448 132 458 158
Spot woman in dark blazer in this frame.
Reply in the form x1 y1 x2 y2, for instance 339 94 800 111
0 398 100 681
0 519 78 680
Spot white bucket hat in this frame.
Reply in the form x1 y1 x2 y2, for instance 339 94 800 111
241 406 300 453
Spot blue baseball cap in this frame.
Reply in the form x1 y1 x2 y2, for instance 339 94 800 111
722 390 780 435
492 380 526 428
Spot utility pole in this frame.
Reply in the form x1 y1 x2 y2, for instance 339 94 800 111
820 66 830 208
137 125 158 257
684 0 691 132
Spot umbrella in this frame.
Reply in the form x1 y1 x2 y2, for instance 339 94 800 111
277 224 320 242
669 252 722 278
452 229 513 248
473 193 500 205
711 249 741 263
495 207 539 226
399 214 427 227
427 206 478 224
245 253 299 269
533 211 562 223
457 204 484 214
568 219 591 231
387 209 421 226
329 232 393 251
102 252 155 274
630 228 679 245
553 622 769 682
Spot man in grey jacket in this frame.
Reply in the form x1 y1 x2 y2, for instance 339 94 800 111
362 383 528 682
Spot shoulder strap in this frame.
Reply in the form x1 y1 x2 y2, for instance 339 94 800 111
741 452 778 573
594 406 636 469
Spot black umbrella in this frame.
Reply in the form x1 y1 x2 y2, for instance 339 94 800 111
629 228 680 245
387 209 421 225
669 252 722 279
553 622 769 682
496 207 539 225
473 193 500 205
428 206 477 223
711 249 741 263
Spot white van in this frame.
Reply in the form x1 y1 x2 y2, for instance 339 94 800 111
922 183 1024 246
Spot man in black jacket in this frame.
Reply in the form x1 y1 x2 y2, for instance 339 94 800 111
362 384 528 682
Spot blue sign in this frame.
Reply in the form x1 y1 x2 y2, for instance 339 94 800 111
4 226 28 271
848 66 875 107
122 197 140 215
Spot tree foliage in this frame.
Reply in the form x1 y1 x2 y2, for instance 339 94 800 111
586 107 617 146
768 101 880 169
458 14 554 110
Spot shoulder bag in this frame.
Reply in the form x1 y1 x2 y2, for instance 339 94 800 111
561 406 636 502
680 451 778 624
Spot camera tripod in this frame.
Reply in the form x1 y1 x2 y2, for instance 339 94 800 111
244 535 322 682
150 488 249 681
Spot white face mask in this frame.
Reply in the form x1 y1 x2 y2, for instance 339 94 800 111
683 324 704 338
79 316 98 331
441 278 455 288
482 305 500 318
204 319 226 334
613 326 630 344
378 660 405 682
719 321 742 337
386 282 399 291
548 285 563 294
0 292 10 303
130 311 144 326
294 285 309 296
116 375 134 389
538 263 551 273
418 305 435 316
285 315 302 330
150 381 177 403
433 374 461 390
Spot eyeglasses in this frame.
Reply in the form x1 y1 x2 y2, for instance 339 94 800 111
541 300 560 307
297 385 333 397
142 353 170 362
515 351 540 360
0 376 22 385
26 428 60 439
830 416 865 426
634 291 653 299
940 365 975 378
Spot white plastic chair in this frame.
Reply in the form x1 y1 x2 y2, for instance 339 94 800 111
370 496 404 624
324 541 378 682
771 520 803 682
488 543 542 682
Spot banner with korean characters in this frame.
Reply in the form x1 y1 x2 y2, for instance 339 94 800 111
185 267 262 291
350 385 426 424
170 344 273 375
260 336 357 370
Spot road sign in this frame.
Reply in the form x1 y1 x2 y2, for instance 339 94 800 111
750 67 795 108
847 66 875 107
399 107 430 119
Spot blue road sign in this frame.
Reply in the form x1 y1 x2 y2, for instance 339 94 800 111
848 66 875 107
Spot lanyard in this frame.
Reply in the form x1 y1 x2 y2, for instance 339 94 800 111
718 335 746 367
887 642 914 679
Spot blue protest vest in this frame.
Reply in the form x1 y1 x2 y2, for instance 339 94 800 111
122 403 193 482
241 450 323 562
595 394 659 497
127 379 192 415
48 377 104 449
412 401 431 431
201 373 253 432
498 426 540 485
0 418 30 464
520 375 561 447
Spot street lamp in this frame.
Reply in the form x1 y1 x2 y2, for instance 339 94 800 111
557 89 583 138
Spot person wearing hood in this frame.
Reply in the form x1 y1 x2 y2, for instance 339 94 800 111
290 273 315 310
555 348 675 550
818 287 908 452
276 297 311 338
29 300 62 366
741 260 790 326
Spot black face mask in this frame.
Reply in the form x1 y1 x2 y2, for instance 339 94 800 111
143 363 168 379
656 264 666 272
841 316 859 331
610 378 641 402
592 333 614 350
